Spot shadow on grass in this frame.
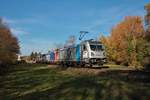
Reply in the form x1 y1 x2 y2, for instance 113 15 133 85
97 69 150 83
17 73 150 100
0 64 150 100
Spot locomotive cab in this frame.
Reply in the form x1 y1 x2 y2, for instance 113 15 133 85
80 39 106 65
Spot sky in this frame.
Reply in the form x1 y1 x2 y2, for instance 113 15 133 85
0 0 149 55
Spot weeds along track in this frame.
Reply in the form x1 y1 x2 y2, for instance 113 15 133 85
47 65 135 76
47 65 150 83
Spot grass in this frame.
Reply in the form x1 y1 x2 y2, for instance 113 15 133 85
0 64 150 100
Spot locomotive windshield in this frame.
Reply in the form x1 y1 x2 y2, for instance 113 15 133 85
90 44 104 51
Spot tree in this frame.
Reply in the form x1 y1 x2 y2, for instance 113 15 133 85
144 3 150 41
144 3 150 27
100 16 145 67
30 52 38 61
120 16 144 67
143 3 150 67
0 18 20 67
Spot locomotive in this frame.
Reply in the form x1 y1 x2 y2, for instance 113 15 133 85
47 39 106 67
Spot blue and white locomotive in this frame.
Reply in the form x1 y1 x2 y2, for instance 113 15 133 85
38 39 106 67
56 39 106 67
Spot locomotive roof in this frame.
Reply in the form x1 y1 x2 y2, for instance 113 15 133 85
81 39 102 44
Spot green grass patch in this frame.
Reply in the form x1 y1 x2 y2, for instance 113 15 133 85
0 64 150 100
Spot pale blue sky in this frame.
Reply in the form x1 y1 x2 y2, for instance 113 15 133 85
0 0 149 55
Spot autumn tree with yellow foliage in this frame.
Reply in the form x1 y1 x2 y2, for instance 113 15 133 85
100 16 148 67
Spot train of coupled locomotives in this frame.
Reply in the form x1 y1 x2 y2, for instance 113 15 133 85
37 39 107 67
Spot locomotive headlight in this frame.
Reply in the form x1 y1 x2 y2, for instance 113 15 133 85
91 52 94 56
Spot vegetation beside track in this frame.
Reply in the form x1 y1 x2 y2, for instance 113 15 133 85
0 64 150 100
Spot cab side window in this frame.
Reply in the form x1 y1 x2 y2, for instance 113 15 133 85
83 45 87 51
